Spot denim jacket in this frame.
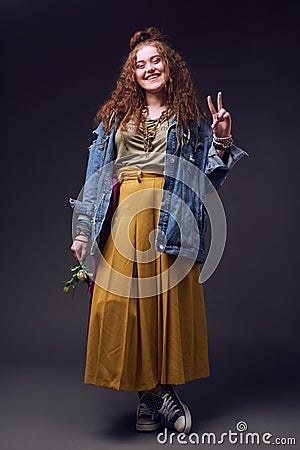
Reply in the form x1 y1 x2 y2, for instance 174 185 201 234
70 116 248 262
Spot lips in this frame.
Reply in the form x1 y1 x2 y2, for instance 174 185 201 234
145 74 160 80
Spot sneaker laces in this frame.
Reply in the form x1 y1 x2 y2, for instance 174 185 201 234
157 392 181 421
138 402 156 419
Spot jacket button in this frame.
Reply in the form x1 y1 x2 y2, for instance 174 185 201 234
163 216 168 222
159 244 164 250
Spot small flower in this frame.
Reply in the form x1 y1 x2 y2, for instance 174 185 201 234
63 262 93 299
77 269 86 281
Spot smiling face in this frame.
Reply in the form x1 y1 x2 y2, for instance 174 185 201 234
135 45 169 95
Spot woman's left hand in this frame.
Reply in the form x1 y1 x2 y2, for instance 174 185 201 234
207 91 232 138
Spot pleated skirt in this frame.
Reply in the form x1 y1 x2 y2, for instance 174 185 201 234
84 171 209 391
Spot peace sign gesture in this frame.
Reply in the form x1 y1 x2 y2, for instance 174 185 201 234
207 91 232 138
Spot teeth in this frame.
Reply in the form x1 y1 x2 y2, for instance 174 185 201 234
146 75 158 80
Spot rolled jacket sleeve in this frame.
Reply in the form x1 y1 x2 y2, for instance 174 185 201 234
204 143 249 190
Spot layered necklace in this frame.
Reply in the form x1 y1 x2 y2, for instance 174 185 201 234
140 108 169 153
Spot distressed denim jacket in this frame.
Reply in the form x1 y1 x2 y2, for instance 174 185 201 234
69 116 248 262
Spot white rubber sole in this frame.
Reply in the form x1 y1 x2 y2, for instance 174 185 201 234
136 422 161 432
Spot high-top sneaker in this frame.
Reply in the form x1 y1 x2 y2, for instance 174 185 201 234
139 384 192 433
136 391 161 431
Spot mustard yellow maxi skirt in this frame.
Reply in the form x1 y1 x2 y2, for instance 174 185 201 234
84 171 209 391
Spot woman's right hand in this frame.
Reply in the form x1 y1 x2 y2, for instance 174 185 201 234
70 236 89 262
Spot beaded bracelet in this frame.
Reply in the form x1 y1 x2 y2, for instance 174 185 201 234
213 139 232 149
75 218 92 238
77 219 92 226
213 134 233 150
75 229 91 238
213 134 233 141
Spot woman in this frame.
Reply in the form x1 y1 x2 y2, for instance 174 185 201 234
70 27 247 434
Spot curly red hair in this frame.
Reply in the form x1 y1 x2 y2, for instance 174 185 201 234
94 27 205 133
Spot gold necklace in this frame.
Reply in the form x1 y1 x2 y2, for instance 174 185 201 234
141 109 168 153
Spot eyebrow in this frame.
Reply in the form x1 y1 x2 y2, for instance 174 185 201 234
136 54 161 64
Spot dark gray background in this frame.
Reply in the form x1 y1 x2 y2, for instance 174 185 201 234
1 0 299 449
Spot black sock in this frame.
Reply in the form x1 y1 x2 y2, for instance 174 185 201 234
137 391 145 399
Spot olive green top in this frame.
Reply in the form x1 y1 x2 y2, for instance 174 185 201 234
114 111 174 172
